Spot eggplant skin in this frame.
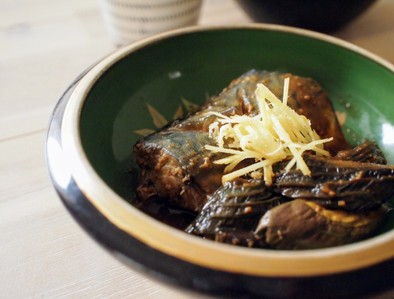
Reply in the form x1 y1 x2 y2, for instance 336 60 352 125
255 199 387 250
186 179 283 237
274 151 394 212
334 140 387 164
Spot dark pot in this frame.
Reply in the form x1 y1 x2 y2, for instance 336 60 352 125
235 0 377 32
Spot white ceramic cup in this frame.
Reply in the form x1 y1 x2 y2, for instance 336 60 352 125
98 0 203 45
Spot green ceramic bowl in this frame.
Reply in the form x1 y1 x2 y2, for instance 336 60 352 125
46 25 394 298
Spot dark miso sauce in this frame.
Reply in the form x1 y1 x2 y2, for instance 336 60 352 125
132 197 196 230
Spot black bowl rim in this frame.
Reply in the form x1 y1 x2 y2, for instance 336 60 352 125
52 24 394 278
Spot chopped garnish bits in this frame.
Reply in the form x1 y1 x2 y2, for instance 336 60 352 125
205 78 333 185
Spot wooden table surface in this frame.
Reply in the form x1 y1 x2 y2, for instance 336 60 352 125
1 0 393 298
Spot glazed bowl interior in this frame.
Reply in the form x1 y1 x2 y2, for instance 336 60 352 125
67 26 394 276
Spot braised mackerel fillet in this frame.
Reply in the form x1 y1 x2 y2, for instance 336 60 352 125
134 70 348 212
134 131 224 212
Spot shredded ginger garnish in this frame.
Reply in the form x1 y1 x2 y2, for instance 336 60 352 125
205 78 333 185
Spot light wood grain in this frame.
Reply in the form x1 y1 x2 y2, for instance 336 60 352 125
0 0 393 298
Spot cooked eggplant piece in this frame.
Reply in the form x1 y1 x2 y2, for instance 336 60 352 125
135 131 225 212
334 140 387 164
274 154 394 211
186 179 283 238
255 199 387 250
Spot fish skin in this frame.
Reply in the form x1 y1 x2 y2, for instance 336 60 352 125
135 130 224 212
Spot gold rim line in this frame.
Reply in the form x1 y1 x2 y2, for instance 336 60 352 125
60 24 394 277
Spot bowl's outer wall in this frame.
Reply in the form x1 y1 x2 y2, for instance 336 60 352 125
80 29 394 231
